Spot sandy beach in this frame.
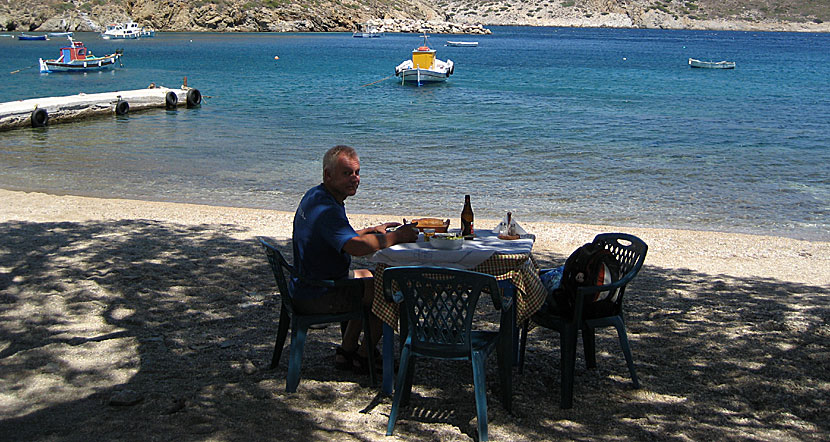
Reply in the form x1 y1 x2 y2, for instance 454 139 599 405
1 188 828 440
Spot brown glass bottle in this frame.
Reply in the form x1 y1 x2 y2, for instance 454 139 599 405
461 194 474 238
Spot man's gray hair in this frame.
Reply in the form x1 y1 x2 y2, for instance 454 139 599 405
323 145 358 176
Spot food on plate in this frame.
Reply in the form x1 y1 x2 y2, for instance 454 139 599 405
433 233 462 240
429 233 463 249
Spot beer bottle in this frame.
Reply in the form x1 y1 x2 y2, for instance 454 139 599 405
461 194 474 238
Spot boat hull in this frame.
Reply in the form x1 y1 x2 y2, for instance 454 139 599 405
102 33 139 40
397 68 451 84
40 55 121 73
446 41 478 47
689 58 735 69
19 35 48 41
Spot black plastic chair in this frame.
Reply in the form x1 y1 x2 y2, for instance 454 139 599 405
384 266 512 442
519 233 647 409
259 237 376 392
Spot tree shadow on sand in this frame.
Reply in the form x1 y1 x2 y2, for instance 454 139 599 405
0 219 827 441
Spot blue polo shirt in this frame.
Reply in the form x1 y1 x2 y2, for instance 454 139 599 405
291 184 358 300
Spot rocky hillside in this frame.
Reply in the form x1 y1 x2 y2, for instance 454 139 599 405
1 0 828 33
445 0 830 32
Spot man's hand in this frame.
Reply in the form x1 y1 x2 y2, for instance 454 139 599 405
345 222 418 256
357 222 401 235
390 222 418 243
377 222 401 233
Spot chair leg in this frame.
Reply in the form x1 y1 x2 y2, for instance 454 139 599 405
518 320 528 374
582 326 597 369
560 328 578 409
613 320 640 388
285 325 308 393
471 351 489 442
497 326 513 412
361 308 376 386
270 307 291 369
402 355 416 405
382 323 395 395
387 346 412 436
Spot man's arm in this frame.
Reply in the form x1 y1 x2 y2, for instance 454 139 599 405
354 222 400 236
343 224 418 257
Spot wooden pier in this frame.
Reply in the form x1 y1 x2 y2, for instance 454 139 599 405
0 86 202 131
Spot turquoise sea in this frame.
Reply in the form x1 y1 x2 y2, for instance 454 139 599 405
1 27 828 241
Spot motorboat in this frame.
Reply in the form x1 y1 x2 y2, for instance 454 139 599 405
394 33 454 85
39 37 123 73
102 22 153 39
353 23 382 38
688 58 735 69
446 41 478 47
102 23 138 39
19 34 48 41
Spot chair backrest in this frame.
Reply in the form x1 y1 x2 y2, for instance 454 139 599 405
577 233 648 317
383 266 501 359
259 237 298 314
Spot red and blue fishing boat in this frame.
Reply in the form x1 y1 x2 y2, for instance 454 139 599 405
38 38 123 73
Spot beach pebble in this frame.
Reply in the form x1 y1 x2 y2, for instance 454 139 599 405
109 389 143 406
163 397 186 414
243 359 258 375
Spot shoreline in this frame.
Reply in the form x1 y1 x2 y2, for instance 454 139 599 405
2 188 828 287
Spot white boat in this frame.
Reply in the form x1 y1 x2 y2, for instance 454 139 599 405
48 32 73 38
446 41 478 47
688 58 735 69
102 22 153 39
394 34 454 85
353 23 382 38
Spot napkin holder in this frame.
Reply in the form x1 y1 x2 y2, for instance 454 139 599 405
494 212 527 240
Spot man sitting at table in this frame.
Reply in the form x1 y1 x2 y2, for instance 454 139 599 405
292 145 418 373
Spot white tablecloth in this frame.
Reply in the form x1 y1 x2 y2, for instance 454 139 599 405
370 230 534 269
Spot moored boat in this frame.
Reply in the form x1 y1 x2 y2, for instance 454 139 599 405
689 58 735 69
38 38 123 73
394 34 454 85
446 41 478 47
19 34 48 41
353 23 382 38
49 32 73 37
102 22 152 39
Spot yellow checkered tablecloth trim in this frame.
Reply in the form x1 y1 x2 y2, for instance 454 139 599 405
371 253 546 330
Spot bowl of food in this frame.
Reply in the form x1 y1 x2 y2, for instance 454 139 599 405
429 233 464 250
410 218 450 233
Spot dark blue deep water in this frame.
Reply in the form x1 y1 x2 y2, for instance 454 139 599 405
1 27 828 240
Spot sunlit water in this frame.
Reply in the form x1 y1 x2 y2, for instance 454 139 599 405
1 27 828 240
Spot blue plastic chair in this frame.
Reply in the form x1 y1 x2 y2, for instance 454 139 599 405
518 233 647 408
259 237 376 392
383 266 512 442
